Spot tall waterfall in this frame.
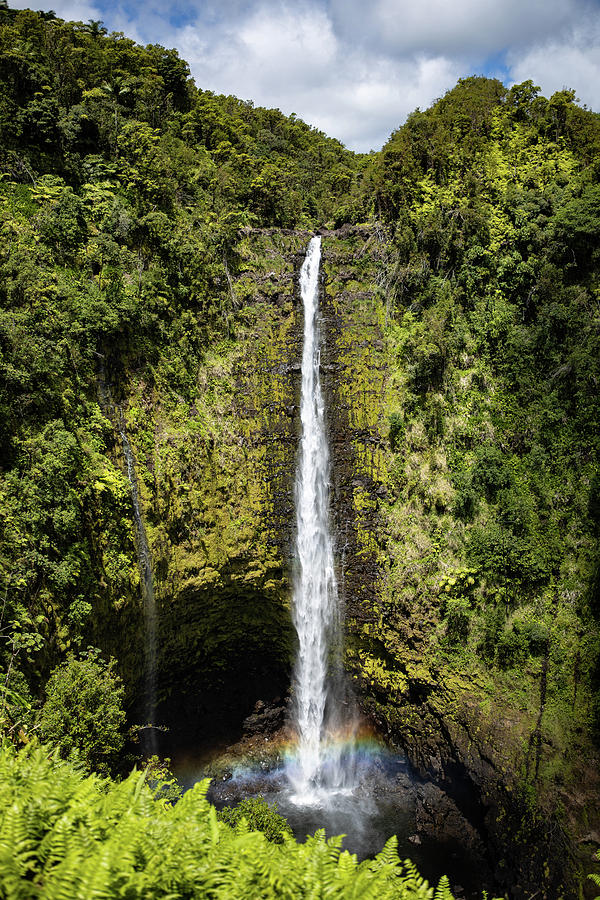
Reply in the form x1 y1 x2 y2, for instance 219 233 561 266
120 424 158 756
288 236 356 805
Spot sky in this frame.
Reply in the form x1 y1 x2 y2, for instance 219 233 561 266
8 0 600 151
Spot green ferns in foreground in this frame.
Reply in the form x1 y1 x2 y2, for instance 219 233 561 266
0 743 490 900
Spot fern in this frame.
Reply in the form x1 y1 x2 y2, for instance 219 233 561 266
0 741 505 900
434 875 455 900
589 854 600 900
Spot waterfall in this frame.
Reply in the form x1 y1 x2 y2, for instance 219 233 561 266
288 236 356 805
120 423 158 756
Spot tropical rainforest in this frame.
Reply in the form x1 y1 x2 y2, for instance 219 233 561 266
0 3 599 899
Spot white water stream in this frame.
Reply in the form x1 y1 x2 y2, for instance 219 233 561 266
288 236 356 805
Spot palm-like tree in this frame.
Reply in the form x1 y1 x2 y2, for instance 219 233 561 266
100 75 136 154
84 19 108 39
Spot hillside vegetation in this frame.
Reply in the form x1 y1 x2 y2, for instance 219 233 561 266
1 4 600 898
355 75 600 756
0 4 361 716
324 75 600 895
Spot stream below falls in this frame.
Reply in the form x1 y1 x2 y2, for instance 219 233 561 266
170 730 495 900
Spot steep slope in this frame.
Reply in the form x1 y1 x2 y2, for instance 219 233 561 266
320 80 600 898
0 7 361 735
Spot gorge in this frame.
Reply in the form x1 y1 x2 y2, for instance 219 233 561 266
1 6 600 899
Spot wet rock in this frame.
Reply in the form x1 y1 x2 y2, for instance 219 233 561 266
384 768 414 795
579 831 600 845
415 782 485 857
243 699 287 736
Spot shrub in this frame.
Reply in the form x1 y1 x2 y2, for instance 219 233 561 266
38 649 126 776
144 755 183 806
516 619 549 656
480 605 505 661
407 340 446 392
472 445 512 501
496 628 528 669
452 475 479 520
388 412 405 451
218 796 293 843
36 187 87 256
445 597 471 642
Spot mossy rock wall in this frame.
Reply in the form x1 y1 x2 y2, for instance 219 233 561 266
82 221 597 894
95 230 308 736
320 228 389 623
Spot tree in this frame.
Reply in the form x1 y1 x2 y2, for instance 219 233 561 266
82 19 107 39
38 649 126 775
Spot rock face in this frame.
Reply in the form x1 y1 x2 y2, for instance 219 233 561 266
415 781 486 859
99 230 309 747
243 699 287 736
320 227 387 624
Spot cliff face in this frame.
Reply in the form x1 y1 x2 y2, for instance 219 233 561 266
320 227 389 623
81 225 599 895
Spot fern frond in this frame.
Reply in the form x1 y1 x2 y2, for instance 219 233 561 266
434 874 455 900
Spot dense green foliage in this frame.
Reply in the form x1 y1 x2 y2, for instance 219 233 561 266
38 649 126 775
326 82 600 870
0 742 469 899
217 796 293 844
0 6 361 225
365 75 600 686
0 6 361 710
1 4 600 896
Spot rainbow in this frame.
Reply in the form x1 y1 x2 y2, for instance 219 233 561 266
172 722 398 794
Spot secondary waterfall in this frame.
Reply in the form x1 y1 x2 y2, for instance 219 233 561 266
288 236 356 805
120 424 158 756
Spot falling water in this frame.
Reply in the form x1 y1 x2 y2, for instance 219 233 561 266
120 423 158 756
288 236 356 805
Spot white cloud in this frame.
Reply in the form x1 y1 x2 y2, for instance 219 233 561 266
171 3 463 150
328 0 598 59
301 54 463 150
507 24 600 110
178 3 337 89
240 4 336 75
8 0 103 22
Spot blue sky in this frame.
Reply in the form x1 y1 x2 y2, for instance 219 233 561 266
9 0 600 151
